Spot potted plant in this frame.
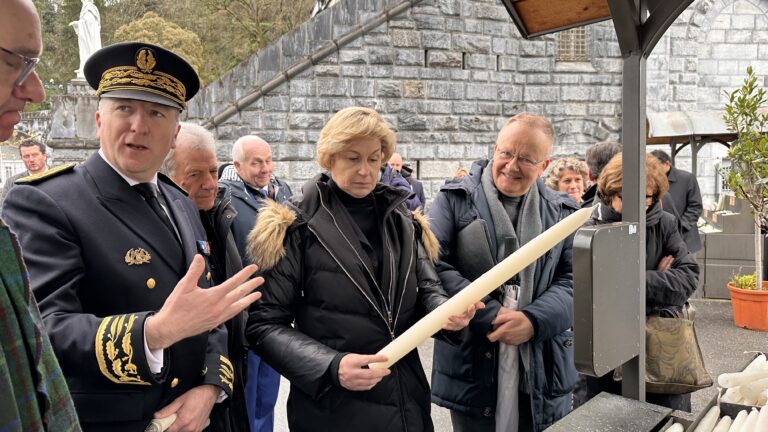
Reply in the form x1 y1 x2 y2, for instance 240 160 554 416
722 66 768 331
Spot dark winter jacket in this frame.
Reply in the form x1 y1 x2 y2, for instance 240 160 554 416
401 164 426 207
586 200 699 314
663 167 703 253
200 186 250 432
428 160 578 431
244 173 453 432
581 184 597 208
219 176 292 267
381 165 421 211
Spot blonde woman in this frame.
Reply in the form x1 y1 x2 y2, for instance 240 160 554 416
245 107 481 431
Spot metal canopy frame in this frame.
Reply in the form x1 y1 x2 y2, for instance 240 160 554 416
502 0 695 401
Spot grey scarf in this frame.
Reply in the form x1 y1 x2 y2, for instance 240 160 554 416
481 162 542 393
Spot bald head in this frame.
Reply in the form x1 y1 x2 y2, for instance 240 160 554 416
0 0 44 141
388 152 403 172
232 135 273 189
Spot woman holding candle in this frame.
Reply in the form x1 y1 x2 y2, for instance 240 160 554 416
244 107 481 431
545 157 589 205
584 153 700 411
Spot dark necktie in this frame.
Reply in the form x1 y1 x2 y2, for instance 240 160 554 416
133 183 178 239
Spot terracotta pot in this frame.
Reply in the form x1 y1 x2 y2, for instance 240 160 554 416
727 281 768 332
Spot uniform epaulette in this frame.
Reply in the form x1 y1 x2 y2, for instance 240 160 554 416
15 163 76 184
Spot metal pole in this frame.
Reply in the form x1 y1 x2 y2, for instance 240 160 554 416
620 50 647 401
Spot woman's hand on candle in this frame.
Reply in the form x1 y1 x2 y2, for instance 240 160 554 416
442 301 485 331
488 307 534 345
338 354 391 391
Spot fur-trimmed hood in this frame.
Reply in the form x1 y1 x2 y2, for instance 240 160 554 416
412 210 439 263
246 199 296 270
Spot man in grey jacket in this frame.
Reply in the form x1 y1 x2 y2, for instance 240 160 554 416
428 113 577 432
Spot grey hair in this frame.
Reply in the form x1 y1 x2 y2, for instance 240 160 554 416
231 135 268 164
162 122 216 177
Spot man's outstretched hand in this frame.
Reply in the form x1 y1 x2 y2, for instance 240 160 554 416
146 255 263 350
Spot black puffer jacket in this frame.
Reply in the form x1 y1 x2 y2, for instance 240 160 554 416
245 174 452 432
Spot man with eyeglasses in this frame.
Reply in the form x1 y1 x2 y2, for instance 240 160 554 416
428 113 578 432
0 0 44 142
0 1 81 430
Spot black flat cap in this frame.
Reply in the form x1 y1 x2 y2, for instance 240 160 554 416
84 42 200 110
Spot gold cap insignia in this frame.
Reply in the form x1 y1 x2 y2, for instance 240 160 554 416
125 248 151 265
136 47 157 72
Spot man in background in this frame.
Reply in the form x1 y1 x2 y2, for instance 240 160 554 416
581 141 622 208
651 149 703 253
388 152 425 208
221 135 291 432
163 122 250 431
0 0 80 429
1 138 48 207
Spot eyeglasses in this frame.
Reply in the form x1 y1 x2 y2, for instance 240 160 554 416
0 46 40 87
495 149 545 168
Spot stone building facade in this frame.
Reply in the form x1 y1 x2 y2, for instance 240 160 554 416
185 0 768 206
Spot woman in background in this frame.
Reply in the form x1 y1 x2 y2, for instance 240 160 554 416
545 157 589 204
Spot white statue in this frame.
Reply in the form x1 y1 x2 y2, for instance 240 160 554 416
311 0 341 17
70 0 101 79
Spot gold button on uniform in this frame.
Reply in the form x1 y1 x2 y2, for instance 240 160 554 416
206 271 212 281
146 278 156 289
171 378 179 388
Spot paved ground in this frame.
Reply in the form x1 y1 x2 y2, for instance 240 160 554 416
272 299 765 430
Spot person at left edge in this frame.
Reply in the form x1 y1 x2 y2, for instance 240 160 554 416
0 0 80 430
2 42 264 432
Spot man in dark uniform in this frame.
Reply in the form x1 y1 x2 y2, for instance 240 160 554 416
2 42 263 432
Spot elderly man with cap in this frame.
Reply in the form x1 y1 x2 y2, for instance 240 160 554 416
2 42 264 432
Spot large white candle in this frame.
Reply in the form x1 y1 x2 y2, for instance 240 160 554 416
369 206 592 369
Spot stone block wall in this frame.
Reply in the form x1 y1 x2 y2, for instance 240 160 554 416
26 0 768 208
186 0 627 200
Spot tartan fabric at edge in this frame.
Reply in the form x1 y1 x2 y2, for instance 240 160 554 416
0 223 80 431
